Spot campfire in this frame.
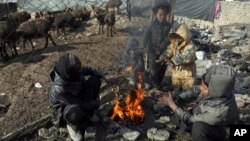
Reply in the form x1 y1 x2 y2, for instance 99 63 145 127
111 72 145 124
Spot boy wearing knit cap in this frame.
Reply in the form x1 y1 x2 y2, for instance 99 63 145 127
122 38 151 89
47 53 115 141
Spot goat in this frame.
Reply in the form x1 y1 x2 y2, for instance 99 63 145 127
91 5 116 37
0 20 18 60
105 0 122 14
16 19 57 50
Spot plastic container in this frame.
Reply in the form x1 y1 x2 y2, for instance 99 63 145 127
195 51 205 60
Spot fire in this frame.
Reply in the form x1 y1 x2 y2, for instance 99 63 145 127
126 65 133 73
111 72 145 124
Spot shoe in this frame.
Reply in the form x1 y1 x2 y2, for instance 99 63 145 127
38 127 67 139
67 124 84 141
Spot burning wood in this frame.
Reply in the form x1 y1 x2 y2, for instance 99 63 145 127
111 73 145 124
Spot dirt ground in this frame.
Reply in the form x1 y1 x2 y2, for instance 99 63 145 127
0 23 139 138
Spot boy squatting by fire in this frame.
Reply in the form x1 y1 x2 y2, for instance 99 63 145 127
142 0 172 88
122 38 151 89
156 23 197 91
155 65 239 141
47 53 116 141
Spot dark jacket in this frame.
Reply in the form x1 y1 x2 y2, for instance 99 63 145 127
49 67 102 127
122 46 144 72
142 20 172 57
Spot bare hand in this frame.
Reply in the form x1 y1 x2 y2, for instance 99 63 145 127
157 92 177 111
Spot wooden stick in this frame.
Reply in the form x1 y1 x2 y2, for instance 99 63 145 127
0 115 52 141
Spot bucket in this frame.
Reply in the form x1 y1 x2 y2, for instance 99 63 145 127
195 51 205 60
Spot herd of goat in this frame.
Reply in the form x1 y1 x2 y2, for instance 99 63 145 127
0 0 122 61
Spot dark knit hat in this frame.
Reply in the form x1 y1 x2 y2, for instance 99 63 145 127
55 53 81 81
152 0 171 14
127 38 139 50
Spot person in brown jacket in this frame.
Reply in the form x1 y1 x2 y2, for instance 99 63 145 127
157 24 196 90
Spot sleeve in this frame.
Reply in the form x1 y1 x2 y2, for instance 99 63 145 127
142 24 152 48
174 106 223 125
56 92 100 110
134 51 144 72
81 67 104 78
160 23 172 51
171 44 196 66
122 51 130 69
177 85 201 101
158 43 174 62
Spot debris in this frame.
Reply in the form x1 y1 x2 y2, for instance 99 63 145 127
75 33 83 38
0 93 10 108
195 51 206 60
83 32 95 37
35 83 42 88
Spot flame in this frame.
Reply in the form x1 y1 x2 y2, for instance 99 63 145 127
111 72 145 124
126 65 133 73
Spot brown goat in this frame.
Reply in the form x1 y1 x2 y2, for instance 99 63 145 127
104 12 115 37
105 0 122 14
0 20 19 60
16 19 57 50
66 7 91 22
91 5 116 37
7 11 31 25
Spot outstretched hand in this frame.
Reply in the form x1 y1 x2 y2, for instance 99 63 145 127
157 92 177 111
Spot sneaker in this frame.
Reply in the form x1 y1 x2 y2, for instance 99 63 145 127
67 124 84 141
38 127 67 139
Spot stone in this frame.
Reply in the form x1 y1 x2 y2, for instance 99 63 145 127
147 128 157 139
242 76 250 88
166 124 177 131
75 33 83 38
83 32 95 37
123 131 140 141
147 128 170 141
155 116 170 124
0 93 10 108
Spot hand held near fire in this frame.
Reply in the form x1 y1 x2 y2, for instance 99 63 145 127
156 92 177 111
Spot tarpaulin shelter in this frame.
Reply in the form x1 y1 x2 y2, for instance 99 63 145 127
172 0 218 21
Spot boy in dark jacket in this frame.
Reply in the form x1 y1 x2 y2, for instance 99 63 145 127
48 53 114 141
155 65 239 141
142 0 172 88
122 38 151 89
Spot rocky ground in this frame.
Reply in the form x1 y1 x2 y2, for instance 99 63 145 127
0 10 250 141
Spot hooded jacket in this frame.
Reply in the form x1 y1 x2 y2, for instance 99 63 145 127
49 54 103 127
174 65 239 125
159 24 196 78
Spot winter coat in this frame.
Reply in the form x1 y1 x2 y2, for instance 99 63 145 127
142 20 172 57
122 45 144 73
174 66 239 126
49 67 102 127
159 24 196 82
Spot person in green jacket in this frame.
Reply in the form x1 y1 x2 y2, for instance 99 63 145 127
155 65 239 141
